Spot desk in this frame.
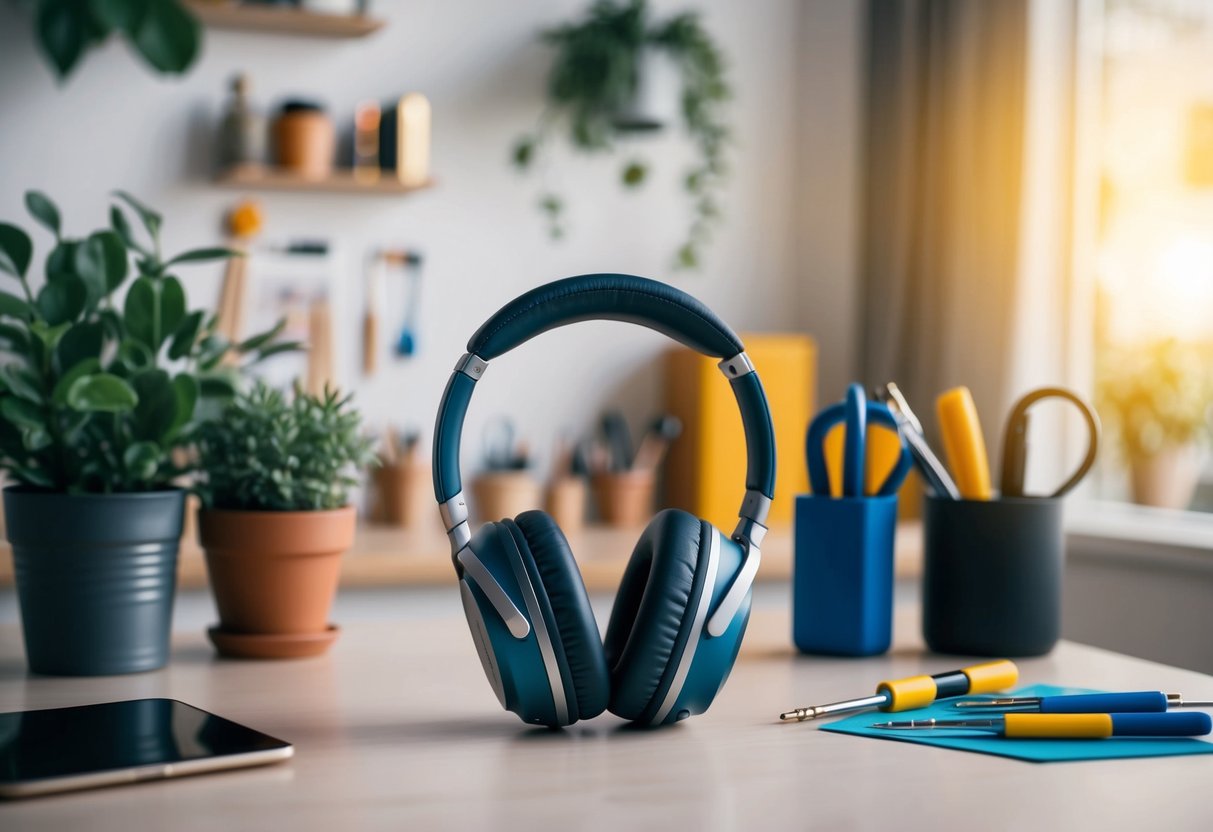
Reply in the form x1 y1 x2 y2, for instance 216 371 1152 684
1 608 1210 829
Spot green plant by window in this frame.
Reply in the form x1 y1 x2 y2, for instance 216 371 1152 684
512 0 731 269
195 382 377 512
1097 339 1213 461
0 190 296 493
21 0 201 81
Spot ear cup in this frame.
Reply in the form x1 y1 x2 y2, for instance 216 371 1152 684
509 511 610 722
604 509 709 722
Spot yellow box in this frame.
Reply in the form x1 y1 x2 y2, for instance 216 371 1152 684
663 334 815 530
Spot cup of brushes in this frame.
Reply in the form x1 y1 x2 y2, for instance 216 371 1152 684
921 385 1100 658
794 385 913 657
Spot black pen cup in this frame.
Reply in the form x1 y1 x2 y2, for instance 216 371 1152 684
922 495 1063 657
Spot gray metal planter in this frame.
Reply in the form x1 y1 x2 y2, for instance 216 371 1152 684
4 487 184 676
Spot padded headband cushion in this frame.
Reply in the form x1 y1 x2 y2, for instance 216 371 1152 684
604 509 706 721
513 511 610 721
467 274 744 360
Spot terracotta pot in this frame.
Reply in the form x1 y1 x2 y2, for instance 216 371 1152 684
273 104 335 179
1130 445 1204 510
592 469 656 528
371 463 431 528
199 506 355 656
471 471 542 523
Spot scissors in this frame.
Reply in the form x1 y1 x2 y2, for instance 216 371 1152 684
999 387 1100 498
806 384 913 498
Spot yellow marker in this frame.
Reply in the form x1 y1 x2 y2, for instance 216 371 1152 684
779 660 1018 721
935 386 993 500
822 422 906 497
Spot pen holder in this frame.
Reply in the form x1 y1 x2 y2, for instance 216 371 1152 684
371 462 430 528
793 493 898 656
922 495 1063 657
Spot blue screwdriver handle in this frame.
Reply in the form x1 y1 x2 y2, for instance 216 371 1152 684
1040 691 1168 714
1111 712 1211 737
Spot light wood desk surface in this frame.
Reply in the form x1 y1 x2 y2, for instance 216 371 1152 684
1 607 1210 829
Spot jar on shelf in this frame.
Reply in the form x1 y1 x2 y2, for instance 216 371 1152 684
273 100 335 179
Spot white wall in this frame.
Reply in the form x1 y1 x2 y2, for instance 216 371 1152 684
0 0 863 486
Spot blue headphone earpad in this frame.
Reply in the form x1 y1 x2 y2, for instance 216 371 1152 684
604 509 707 722
510 511 610 722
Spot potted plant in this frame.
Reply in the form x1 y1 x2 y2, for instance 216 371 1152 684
511 0 731 269
0 190 291 675
194 382 376 660
1097 339 1213 509
19 0 201 81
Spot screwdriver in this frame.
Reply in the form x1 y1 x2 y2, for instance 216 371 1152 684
951 691 1213 713
780 660 1018 722
871 712 1212 738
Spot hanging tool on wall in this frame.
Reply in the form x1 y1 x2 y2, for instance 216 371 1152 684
363 251 385 376
216 200 263 361
395 249 424 358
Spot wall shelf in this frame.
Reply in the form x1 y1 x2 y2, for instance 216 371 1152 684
216 164 433 196
186 2 385 38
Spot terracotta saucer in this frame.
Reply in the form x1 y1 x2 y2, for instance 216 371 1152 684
207 625 340 659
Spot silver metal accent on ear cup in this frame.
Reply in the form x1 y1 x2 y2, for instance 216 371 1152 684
457 548 530 639
461 580 506 707
447 520 472 554
732 516 768 551
439 492 469 530
500 526 569 726
707 533 761 638
650 528 721 725
455 353 488 380
717 352 755 378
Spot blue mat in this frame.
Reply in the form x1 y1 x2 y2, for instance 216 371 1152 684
819 684 1213 762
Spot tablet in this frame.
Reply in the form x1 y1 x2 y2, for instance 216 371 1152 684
0 698 293 799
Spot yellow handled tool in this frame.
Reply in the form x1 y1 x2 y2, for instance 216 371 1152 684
779 659 1018 722
936 386 993 500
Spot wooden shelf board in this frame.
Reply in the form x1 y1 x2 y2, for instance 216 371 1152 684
0 522 923 592
216 165 433 195
186 2 384 38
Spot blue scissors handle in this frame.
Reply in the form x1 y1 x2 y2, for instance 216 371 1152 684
842 384 866 498
806 399 913 498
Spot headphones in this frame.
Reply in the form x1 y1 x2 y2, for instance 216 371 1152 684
432 274 776 727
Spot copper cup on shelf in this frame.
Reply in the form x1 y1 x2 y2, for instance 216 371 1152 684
273 101 335 179
545 477 587 535
591 469 655 528
371 463 430 529
471 471 542 523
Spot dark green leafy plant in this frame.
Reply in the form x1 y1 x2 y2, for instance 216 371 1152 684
0 190 297 492
512 0 731 269
21 0 201 81
195 382 377 512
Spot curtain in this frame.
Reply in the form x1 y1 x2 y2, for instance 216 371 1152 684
861 0 1029 452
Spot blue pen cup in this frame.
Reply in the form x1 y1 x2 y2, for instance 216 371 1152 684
793 493 898 656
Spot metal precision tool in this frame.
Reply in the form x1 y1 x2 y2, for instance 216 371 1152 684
873 383 961 500
871 712 1213 738
779 660 1018 722
952 691 1213 713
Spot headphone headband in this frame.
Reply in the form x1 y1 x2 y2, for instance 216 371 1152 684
433 274 776 555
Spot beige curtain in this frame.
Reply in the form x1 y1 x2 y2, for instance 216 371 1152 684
861 0 1029 450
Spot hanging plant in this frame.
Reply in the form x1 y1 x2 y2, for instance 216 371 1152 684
21 0 202 81
511 0 731 270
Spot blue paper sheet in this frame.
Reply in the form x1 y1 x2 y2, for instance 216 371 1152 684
819 684 1213 762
